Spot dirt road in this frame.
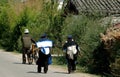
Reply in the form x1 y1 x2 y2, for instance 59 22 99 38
0 49 99 77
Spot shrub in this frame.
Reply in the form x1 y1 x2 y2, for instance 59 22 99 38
0 6 11 49
62 14 107 68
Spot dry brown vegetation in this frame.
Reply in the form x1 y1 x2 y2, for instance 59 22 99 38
8 0 43 15
100 23 120 42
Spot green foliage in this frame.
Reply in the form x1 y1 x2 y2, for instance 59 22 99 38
0 6 11 48
0 0 65 51
8 8 29 51
91 39 120 76
111 58 120 77
90 29 120 76
0 0 8 6
90 42 111 75
62 15 87 41
0 0 120 76
62 14 107 68
109 40 120 77
52 56 66 65
42 2 65 46
27 2 65 46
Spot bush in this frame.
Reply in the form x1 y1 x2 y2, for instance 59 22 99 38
62 14 107 68
52 56 66 65
0 6 11 49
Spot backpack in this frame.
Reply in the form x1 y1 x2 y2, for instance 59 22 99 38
67 45 77 60
22 36 32 48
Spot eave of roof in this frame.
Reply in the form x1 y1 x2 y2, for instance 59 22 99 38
71 0 120 14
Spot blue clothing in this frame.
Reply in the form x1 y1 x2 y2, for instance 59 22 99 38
36 37 53 66
36 38 53 55
39 38 49 42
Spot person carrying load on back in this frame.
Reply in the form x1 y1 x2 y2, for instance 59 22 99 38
21 29 36 64
63 35 80 74
36 33 53 73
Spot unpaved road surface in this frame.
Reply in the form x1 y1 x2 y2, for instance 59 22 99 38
0 49 99 77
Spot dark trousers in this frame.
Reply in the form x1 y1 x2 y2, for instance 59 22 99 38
37 51 49 73
66 54 77 73
22 47 31 64
67 59 76 70
37 60 48 73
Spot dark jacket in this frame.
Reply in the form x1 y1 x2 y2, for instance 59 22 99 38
63 39 80 60
63 39 80 53
21 33 35 48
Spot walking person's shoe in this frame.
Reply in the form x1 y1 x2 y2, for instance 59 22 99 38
68 67 71 74
44 67 48 73
37 66 41 73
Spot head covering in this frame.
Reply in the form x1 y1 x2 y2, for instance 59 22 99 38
41 33 47 38
24 29 29 34
67 35 72 39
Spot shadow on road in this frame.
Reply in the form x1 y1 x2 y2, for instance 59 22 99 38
13 62 23 64
54 71 68 74
27 71 68 74
27 71 38 73
13 62 35 65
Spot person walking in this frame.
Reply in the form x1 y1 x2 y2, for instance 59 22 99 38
21 29 35 64
36 33 53 73
63 35 80 74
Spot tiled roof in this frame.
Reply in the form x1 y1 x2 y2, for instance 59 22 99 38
70 0 120 14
